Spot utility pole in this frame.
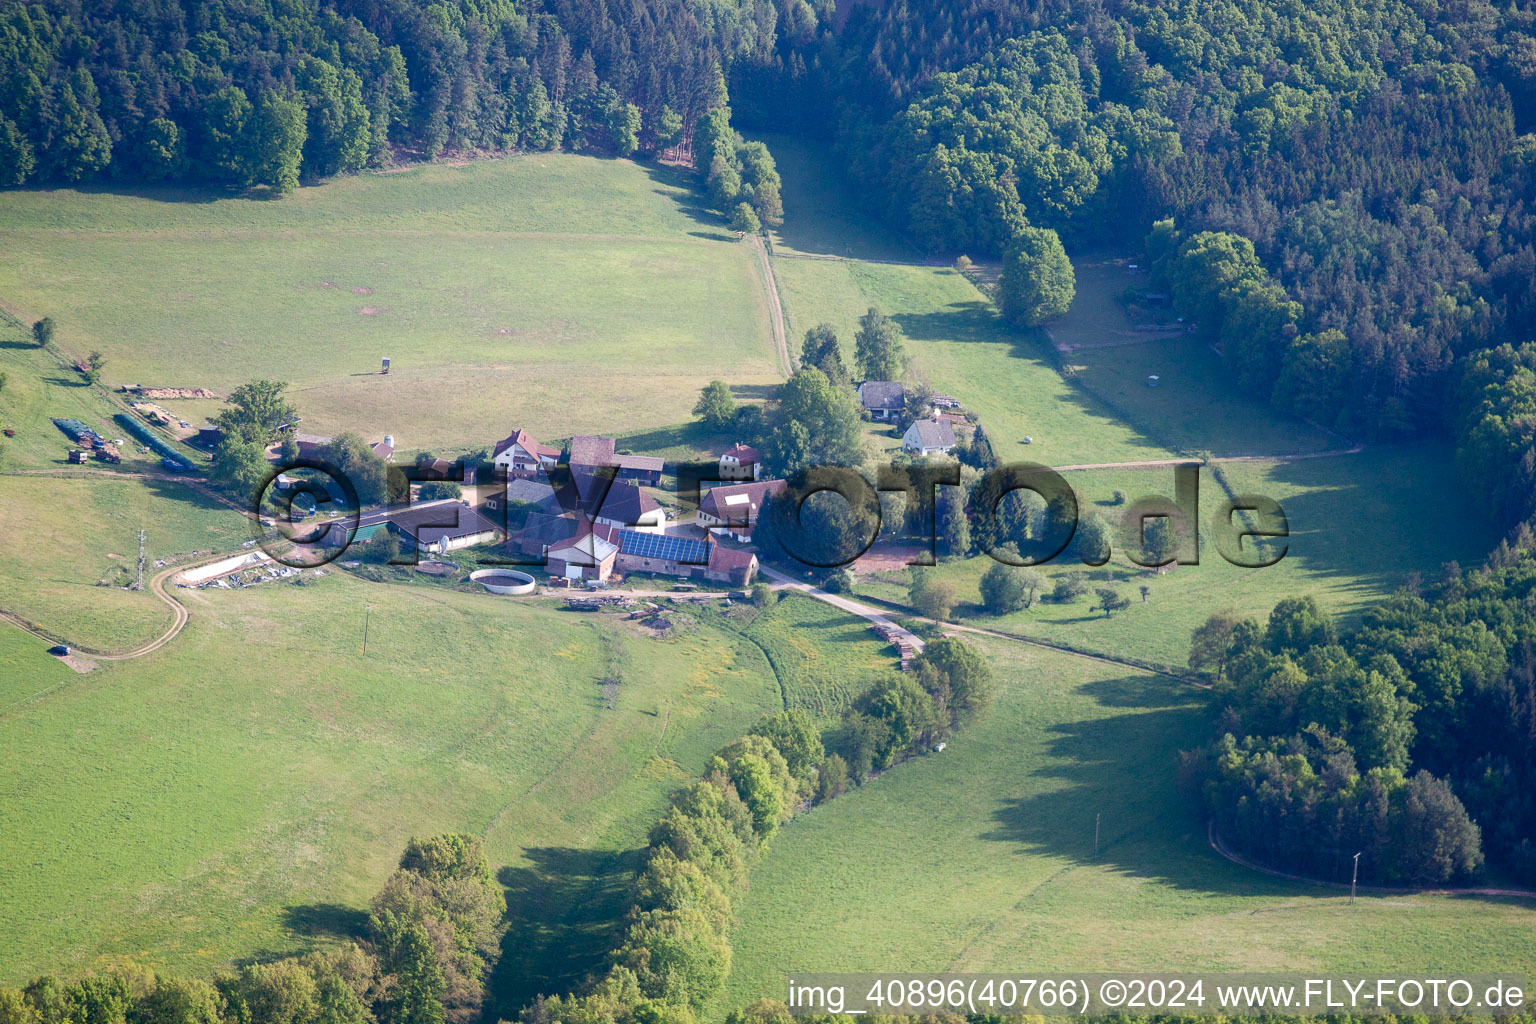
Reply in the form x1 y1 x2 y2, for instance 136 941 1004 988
1350 851 1361 904
362 604 373 655
1094 812 1101 857
133 529 146 591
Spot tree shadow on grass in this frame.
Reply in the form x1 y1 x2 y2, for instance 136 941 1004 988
283 902 370 941
43 375 88 388
640 162 727 237
487 846 644 1019
981 674 1312 899
619 421 733 460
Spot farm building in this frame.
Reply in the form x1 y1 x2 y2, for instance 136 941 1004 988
613 529 708 578
705 544 758 585
291 433 334 459
696 479 787 541
482 478 561 520
593 479 665 532
718 442 761 480
902 416 957 456
492 428 560 478
547 523 620 582
416 456 459 480
567 434 664 485
613 529 759 585
305 499 503 554
858 381 905 421
388 500 502 555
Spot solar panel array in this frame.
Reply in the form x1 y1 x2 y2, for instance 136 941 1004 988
619 529 708 564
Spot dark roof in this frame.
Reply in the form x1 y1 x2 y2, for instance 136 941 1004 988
618 529 709 565
387 500 501 546
905 418 956 449
502 478 559 509
568 435 617 466
597 480 661 524
859 381 905 411
519 512 582 549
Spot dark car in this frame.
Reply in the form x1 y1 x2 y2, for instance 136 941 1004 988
48 645 71 656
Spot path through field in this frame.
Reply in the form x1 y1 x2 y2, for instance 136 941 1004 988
751 234 793 376
760 565 925 652
0 553 221 659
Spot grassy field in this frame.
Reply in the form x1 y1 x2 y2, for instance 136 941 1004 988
0 474 246 649
0 156 781 454
719 637 1536 1010
0 574 784 1004
760 134 1494 668
1056 256 1337 458
853 444 1496 668
742 593 898 718
770 255 1171 467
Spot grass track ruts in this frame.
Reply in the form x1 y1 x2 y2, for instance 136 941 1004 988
752 233 793 377
0 554 216 659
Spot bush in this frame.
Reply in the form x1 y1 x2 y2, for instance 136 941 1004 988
822 568 855 594
1051 572 1087 603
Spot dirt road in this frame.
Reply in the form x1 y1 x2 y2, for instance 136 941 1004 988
751 234 793 377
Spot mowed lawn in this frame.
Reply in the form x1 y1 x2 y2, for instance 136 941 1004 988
0 574 783 995
760 133 1172 467
719 638 1536 1010
771 256 1169 468
0 156 780 452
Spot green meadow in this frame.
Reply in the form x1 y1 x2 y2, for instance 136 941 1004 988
851 446 1495 669
720 637 1536 1010
0 574 783 1004
0 156 782 454
760 134 1494 669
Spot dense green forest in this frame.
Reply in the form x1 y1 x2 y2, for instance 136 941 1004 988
1186 556 1536 886
733 0 1536 439
0 0 802 190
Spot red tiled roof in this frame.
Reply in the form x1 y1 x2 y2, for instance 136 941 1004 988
494 428 558 459
721 443 761 464
708 544 757 571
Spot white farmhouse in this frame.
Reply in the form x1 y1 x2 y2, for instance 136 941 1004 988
492 428 560 478
902 416 957 457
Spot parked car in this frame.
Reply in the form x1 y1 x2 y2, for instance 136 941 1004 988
48 645 71 657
